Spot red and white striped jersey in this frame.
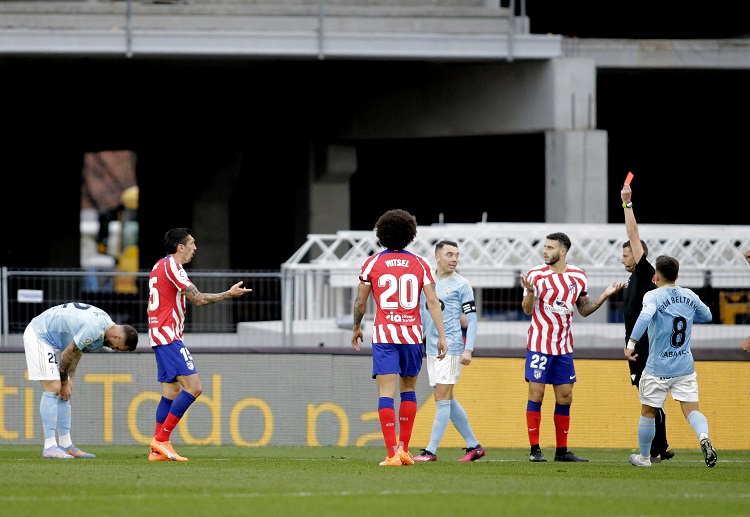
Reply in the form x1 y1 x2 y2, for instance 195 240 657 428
148 255 192 347
358 249 437 345
524 264 589 355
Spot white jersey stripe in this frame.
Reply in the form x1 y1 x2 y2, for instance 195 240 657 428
400 326 416 344
525 264 587 355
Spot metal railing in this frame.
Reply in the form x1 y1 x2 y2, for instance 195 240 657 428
281 222 750 326
0 268 282 348
5 219 750 350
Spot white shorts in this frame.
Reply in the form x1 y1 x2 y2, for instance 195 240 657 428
23 324 61 381
638 371 699 407
425 354 463 387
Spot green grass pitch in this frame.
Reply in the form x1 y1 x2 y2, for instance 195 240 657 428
1 446 749 516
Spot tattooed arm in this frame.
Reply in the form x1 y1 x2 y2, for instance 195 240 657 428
577 281 625 317
59 341 84 401
183 281 252 306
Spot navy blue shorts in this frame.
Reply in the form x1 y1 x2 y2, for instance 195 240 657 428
153 340 198 383
372 343 423 379
524 349 576 385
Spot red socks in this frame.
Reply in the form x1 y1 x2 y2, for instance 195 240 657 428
554 413 570 449
378 407 398 456
526 409 541 446
155 413 181 442
398 400 417 451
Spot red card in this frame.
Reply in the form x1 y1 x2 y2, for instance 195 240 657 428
624 172 634 185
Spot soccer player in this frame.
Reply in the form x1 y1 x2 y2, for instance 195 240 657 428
23 303 138 458
148 228 252 461
351 209 447 467
413 240 485 463
620 183 673 462
626 255 717 468
521 232 624 463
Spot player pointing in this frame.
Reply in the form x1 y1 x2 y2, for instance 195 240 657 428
148 227 252 462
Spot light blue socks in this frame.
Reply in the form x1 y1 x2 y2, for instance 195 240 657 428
451 399 479 448
426 399 452 454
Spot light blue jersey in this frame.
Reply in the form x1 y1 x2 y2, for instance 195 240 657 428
421 272 477 355
630 285 712 378
30 303 114 352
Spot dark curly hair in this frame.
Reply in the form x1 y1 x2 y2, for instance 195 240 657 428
375 209 417 250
